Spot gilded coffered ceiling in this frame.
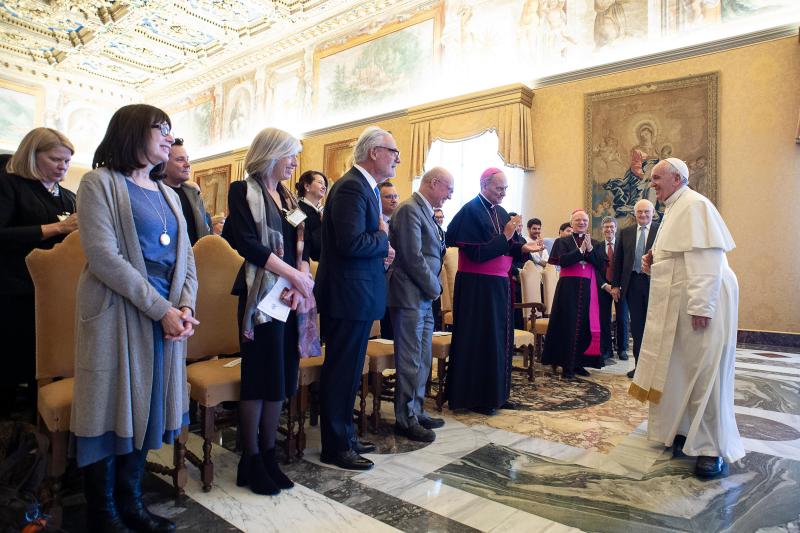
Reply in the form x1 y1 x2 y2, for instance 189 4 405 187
0 0 416 91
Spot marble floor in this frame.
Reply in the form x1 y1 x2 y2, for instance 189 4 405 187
60 344 800 532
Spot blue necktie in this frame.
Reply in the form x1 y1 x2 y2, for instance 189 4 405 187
633 225 646 273
373 185 381 209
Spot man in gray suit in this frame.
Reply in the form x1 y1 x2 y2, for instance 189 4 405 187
388 167 454 442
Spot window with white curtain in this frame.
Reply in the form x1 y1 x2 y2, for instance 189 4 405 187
412 130 523 230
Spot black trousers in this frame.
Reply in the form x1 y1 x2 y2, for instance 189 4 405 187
319 317 371 454
626 272 651 364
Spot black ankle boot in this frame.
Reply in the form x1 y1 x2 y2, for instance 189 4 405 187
116 450 176 533
83 456 134 533
261 448 294 489
237 453 279 495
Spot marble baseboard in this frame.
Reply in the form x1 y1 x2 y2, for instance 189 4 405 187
738 330 800 350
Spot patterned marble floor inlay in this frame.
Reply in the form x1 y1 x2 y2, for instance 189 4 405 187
737 357 800 369
506 370 611 411
447 370 648 453
735 413 800 441
428 444 800 533
735 374 800 414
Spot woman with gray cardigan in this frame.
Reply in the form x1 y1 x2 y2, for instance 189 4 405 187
71 104 198 533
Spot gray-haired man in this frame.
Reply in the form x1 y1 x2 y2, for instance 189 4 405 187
388 167 453 442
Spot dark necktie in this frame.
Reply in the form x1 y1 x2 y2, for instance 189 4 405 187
606 241 614 281
434 214 446 256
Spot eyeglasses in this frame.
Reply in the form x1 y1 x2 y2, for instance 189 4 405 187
377 146 400 158
151 123 171 137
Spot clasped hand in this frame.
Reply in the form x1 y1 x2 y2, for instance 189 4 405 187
161 307 200 341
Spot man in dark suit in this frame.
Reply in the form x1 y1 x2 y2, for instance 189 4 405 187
388 167 453 442
597 216 629 362
612 199 659 378
379 181 400 339
315 126 397 470
162 138 211 245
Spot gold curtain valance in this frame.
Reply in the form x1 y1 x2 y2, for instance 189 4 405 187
408 83 535 177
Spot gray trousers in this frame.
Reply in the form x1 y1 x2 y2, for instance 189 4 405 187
389 302 433 429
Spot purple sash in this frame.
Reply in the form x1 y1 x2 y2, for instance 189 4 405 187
560 262 601 356
458 250 513 278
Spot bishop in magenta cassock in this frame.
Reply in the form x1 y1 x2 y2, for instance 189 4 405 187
444 168 541 415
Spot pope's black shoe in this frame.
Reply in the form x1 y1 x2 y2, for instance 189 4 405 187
470 406 497 416
695 456 728 479
671 434 687 458
320 449 374 470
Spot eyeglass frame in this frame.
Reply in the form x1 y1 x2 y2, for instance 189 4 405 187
376 146 400 158
151 123 172 137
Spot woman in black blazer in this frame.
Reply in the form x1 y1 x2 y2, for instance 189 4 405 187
294 170 328 262
0 128 78 416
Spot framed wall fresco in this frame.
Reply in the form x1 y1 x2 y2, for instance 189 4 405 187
194 164 231 217
170 96 213 149
314 8 442 121
223 75 255 143
584 72 718 238
322 138 357 182
0 80 42 150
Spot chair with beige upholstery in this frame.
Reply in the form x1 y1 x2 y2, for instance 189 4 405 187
26 231 84 478
184 235 243 492
439 247 458 328
533 266 559 360
513 261 545 381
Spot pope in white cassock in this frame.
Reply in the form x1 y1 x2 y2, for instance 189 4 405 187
629 157 744 479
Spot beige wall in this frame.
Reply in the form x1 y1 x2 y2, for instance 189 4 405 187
523 36 800 333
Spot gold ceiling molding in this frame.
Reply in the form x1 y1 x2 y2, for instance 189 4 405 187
408 84 536 177
1 0 432 92
151 0 436 97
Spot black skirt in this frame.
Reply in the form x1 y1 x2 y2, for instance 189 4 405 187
238 296 299 401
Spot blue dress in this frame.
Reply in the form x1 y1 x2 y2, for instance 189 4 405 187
76 181 189 467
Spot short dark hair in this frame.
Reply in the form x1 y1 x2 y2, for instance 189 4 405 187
508 212 518 217
527 218 541 229
172 138 184 147
295 170 328 197
378 181 395 191
93 104 171 177
559 222 571 232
